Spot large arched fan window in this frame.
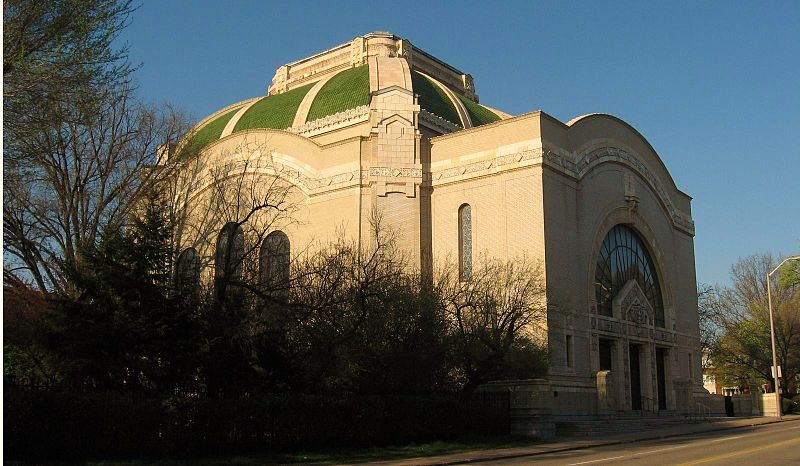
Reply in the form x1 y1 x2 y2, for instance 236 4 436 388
595 224 665 327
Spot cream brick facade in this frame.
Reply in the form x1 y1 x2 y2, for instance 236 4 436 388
175 32 702 415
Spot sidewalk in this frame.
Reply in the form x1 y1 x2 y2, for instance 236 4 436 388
365 414 800 465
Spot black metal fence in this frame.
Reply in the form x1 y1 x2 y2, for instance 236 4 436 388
5 384 509 461
470 389 511 434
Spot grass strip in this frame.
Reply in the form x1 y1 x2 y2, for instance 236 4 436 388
85 436 537 465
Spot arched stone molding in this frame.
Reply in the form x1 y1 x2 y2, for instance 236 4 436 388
178 130 361 205
192 97 259 132
183 152 360 202
292 74 338 127
220 100 260 139
427 143 694 236
369 56 413 93
415 70 472 128
573 146 694 235
200 128 326 164
566 113 682 193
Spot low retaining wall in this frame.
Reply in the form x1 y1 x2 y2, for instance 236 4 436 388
476 379 555 440
692 391 778 417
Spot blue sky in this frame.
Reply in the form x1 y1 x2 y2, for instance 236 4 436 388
119 1 799 286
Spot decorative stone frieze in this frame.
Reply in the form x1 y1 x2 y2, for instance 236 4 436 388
365 167 423 178
595 316 624 334
428 145 695 235
288 105 370 136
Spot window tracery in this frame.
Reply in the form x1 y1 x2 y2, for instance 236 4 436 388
458 204 472 281
176 247 199 295
260 230 290 291
595 224 665 327
215 222 244 298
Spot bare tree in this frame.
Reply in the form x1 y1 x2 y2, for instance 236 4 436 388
438 256 549 397
697 283 723 369
2 0 167 296
3 86 189 295
167 137 312 396
280 211 451 394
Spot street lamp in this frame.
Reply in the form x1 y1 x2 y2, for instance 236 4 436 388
766 254 800 420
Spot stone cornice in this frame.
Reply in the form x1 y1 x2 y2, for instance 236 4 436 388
574 147 695 235
419 109 461 134
363 166 423 179
287 104 370 137
429 146 695 235
186 154 424 202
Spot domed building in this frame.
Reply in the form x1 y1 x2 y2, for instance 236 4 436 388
173 32 702 420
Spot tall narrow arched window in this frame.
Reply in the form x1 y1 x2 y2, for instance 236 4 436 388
260 231 290 291
458 204 473 281
215 222 244 298
176 247 200 296
595 224 665 327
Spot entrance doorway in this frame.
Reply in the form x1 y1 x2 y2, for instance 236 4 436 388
599 339 613 371
656 347 667 410
629 344 642 410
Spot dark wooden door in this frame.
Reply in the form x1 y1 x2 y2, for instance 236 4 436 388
599 339 613 371
629 345 642 410
656 347 667 410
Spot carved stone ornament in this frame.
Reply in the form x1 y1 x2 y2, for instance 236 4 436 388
628 301 647 324
624 171 640 213
612 279 654 326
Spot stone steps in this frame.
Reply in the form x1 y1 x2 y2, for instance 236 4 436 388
556 414 696 437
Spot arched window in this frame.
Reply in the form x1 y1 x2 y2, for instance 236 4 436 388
260 231 290 291
595 224 665 327
215 222 244 297
176 247 200 295
458 204 473 281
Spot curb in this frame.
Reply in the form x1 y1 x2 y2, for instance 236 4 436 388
393 416 800 466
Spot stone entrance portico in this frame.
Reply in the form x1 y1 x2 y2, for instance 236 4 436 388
591 279 678 412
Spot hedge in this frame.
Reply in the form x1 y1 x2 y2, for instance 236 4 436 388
5 386 506 461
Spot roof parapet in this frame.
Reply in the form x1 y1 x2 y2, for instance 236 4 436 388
268 32 477 102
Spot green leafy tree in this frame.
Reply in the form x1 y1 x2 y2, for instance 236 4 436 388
3 279 58 385
709 254 800 393
3 0 134 142
38 193 200 393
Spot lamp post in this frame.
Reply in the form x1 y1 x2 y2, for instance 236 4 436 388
766 255 800 420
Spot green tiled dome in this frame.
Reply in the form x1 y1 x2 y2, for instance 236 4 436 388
457 94 501 126
182 62 505 157
234 82 316 132
306 65 370 122
179 106 242 159
411 71 501 128
411 71 461 126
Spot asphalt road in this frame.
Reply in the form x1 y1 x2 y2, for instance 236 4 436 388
484 421 800 465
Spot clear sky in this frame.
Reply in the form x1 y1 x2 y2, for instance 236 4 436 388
119 0 800 287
